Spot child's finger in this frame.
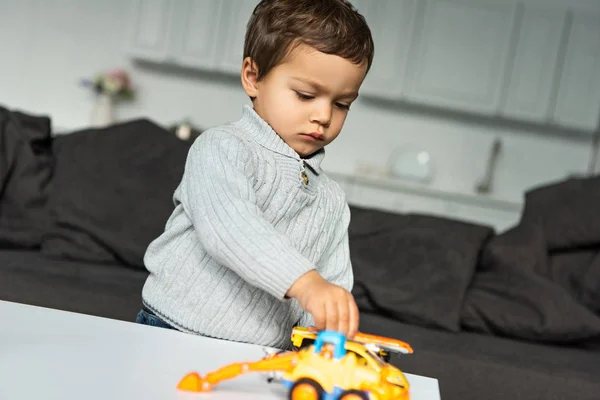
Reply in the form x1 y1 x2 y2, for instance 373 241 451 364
313 302 327 331
337 299 350 337
325 298 338 332
348 296 360 338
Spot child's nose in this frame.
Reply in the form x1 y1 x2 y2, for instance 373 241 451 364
310 103 332 128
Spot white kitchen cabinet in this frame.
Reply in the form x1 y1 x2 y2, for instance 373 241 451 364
395 192 450 218
127 0 600 133
216 0 258 74
128 0 178 62
353 0 419 99
446 201 522 232
333 173 523 233
404 0 518 115
552 10 600 132
173 0 223 70
128 0 234 71
500 5 566 122
347 184 403 214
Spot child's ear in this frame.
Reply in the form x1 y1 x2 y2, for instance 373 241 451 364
241 57 260 99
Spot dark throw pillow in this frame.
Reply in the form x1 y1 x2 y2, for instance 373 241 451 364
0 105 53 248
461 204 600 344
40 119 191 268
349 205 494 332
521 176 600 251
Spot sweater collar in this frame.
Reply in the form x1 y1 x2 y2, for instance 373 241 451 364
235 105 325 174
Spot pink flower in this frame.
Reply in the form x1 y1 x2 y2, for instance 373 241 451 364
107 68 132 90
81 67 135 100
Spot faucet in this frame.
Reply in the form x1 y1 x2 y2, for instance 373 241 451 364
475 138 502 194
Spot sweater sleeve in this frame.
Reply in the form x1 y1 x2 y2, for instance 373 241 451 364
318 202 354 293
177 129 315 300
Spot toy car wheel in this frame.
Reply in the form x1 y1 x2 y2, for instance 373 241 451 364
339 389 369 400
288 377 324 400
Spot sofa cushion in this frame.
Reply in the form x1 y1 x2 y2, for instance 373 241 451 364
0 249 148 322
349 206 494 332
40 119 191 268
0 105 53 248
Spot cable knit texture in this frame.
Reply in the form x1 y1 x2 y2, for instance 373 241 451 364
141 105 353 349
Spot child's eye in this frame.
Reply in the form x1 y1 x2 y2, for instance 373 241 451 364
336 102 351 110
295 91 314 101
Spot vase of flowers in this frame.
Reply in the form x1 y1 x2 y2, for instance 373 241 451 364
82 68 135 128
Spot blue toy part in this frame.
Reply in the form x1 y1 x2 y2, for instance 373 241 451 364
313 330 347 360
326 386 345 400
280 379 293 389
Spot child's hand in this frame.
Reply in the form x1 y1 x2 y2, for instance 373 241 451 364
287 270 359 338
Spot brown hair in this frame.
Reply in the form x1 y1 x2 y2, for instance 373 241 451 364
243 0 374 81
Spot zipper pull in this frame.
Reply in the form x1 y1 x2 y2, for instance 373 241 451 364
300 159 309 185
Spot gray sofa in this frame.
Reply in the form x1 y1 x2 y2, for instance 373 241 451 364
1 104 599 400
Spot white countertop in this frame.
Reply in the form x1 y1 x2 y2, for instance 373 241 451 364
329 171 523 211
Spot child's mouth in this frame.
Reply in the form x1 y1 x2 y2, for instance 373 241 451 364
301 132 324 141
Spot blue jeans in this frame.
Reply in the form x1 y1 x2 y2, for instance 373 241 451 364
136 306 177 330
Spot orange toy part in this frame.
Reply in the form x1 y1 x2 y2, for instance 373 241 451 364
177 372 210 392
290 380 321 400
177 351 299 393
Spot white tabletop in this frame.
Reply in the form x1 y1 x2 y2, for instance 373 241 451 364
0 301 440 400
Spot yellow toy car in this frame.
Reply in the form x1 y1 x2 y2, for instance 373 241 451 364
291 326 413 362
177 329 412 400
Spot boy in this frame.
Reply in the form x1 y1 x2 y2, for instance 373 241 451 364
137 0 374 350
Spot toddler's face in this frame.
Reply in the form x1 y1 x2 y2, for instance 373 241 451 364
243 44 367 158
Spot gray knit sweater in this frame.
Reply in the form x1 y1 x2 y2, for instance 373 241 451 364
141 105 353 349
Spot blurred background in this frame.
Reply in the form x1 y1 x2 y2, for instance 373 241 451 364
1 0 599 233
